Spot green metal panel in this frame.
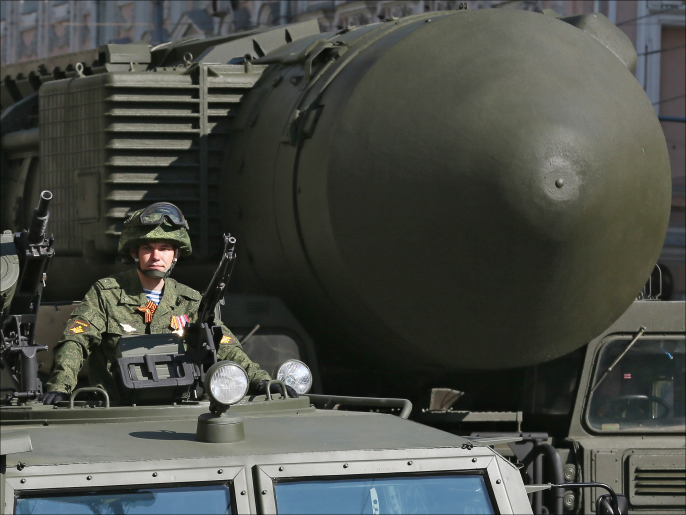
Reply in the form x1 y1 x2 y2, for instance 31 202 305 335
591 449 621 512
0 432 32 456
628 451 686 507
39 74 106 256
37 64 265 260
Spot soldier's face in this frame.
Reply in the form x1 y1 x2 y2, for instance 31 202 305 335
132 242 176 272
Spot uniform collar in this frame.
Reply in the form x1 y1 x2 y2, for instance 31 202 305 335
119 268 148 306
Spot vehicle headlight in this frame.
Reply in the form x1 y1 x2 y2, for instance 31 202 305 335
275 359 313 395
205 361 249 406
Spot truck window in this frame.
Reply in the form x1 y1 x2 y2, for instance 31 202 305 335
15 484 233 514
587 337 685 432
274 474 495 514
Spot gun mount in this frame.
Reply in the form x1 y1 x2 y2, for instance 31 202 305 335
1 191 55 403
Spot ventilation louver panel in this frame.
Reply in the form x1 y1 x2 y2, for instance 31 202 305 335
629 452 686 507
40 63 265 259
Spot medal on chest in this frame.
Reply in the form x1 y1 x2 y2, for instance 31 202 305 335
171 314 189 335
136 301 157 323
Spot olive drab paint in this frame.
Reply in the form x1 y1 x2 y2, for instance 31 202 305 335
1 8 683 515
0 11 672 369
223 9 671 369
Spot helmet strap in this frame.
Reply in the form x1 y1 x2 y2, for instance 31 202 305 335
134 248 179 279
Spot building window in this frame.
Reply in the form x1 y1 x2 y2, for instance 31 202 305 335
21 1 38 14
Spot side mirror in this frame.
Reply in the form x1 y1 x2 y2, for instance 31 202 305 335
597 493 629 515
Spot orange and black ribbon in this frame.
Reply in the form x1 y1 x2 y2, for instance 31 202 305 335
137 300 157 323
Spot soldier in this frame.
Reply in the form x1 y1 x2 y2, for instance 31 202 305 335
43 202 295 405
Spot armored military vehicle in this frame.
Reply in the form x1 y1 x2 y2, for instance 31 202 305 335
1 6 684 514
1 393 536 515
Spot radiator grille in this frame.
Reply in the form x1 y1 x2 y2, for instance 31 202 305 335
629 452 686 507
633 467 686 495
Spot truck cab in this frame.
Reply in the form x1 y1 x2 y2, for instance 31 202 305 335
567 301 685 514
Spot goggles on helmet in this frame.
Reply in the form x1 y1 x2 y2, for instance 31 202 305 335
124 202 189 229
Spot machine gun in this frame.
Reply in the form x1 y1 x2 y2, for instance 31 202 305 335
1 191 55 403
114 234 237 403
184 234 237 390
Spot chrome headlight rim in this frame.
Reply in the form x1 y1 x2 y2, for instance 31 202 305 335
274 359 313 395
204 361 249 407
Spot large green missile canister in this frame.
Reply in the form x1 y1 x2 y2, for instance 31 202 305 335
224 9 670 369
0 9 671 372
1 233 20 319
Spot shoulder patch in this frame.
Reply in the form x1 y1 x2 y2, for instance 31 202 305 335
220 334 235 345
175 281 201 301
69 320 90 334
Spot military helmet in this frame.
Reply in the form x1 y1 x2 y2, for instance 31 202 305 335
118 203 192 257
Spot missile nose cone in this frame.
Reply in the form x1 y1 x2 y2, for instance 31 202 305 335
294 9 671 369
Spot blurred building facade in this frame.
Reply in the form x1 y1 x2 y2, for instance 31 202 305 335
1 0 684 298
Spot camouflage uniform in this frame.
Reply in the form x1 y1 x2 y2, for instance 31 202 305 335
46 268 270 401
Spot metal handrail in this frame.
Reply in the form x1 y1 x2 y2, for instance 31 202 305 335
307 394 412 419
264 380 290 401
69 387 110 409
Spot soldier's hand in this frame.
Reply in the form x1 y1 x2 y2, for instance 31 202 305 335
255 380 299 398
42 391 70 405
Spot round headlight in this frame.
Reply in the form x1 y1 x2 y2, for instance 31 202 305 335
205 361 249 406
275 359 313 395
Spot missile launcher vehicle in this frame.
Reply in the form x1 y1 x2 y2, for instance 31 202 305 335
1 6 684 514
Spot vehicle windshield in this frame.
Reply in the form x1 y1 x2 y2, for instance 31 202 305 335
15 484 232 514
587 337 685 432
240 333 300 376
274 474 494 514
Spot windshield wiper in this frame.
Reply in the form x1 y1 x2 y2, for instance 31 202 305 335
590 326 646 394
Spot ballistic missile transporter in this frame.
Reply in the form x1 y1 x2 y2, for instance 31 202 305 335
1 6 684 514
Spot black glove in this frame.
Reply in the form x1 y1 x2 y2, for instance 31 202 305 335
42 391 70 405
255 380 299 398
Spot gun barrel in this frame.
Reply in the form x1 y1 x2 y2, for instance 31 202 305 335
27 190 52 244
36 190 52 217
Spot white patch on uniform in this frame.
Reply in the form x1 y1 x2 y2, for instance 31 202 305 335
120 323 137 333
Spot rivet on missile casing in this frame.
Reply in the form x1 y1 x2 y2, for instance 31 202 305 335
555 179 565 188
